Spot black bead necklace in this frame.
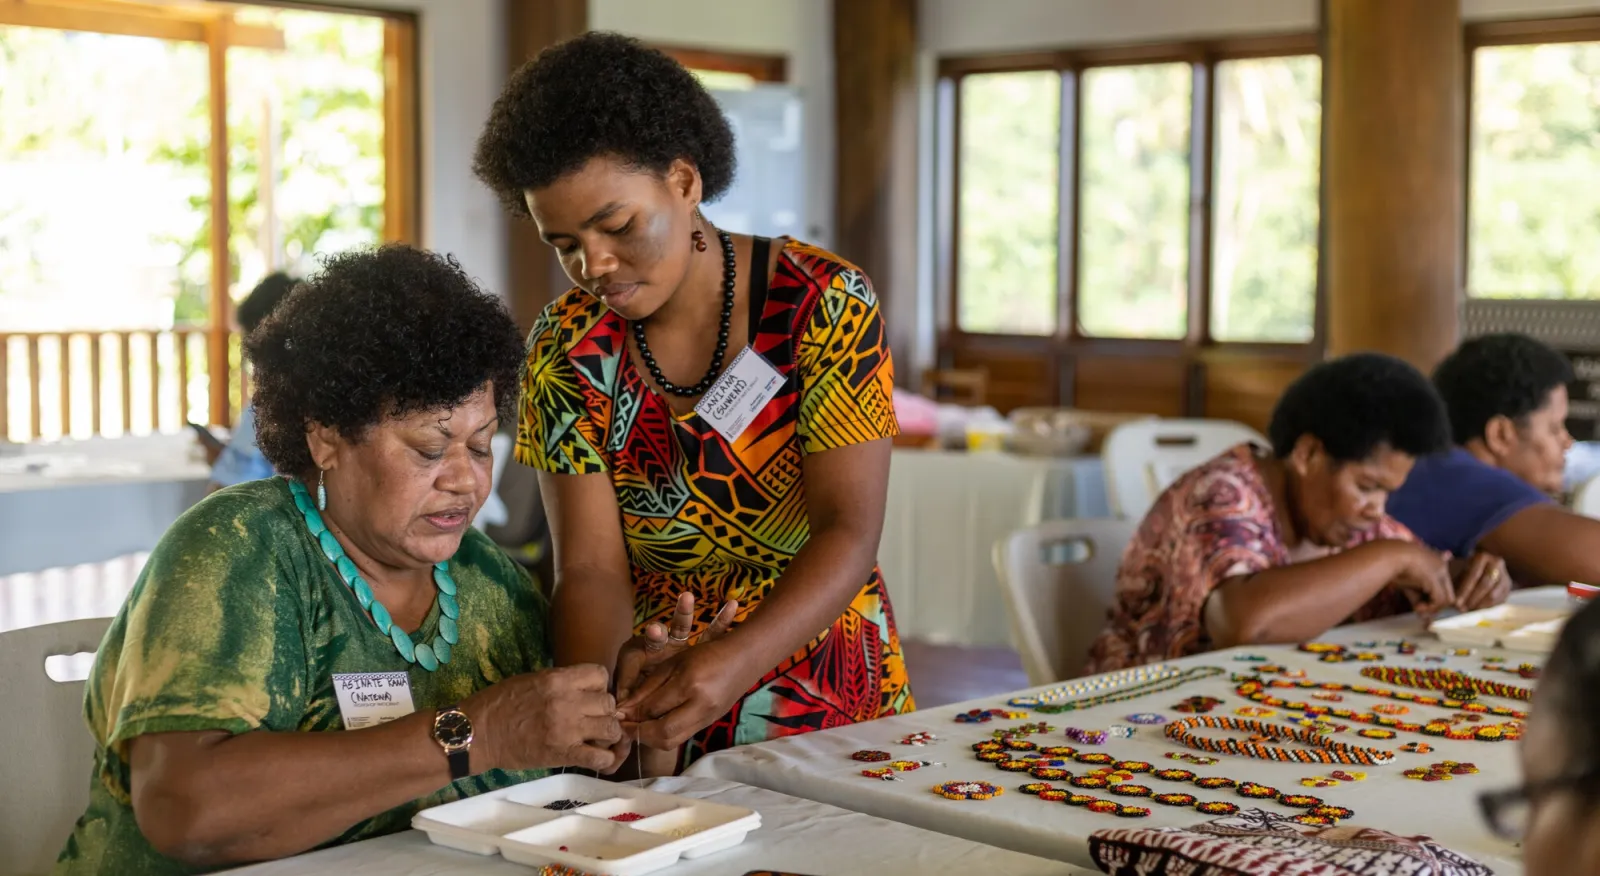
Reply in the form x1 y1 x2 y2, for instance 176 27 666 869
632 228 736 397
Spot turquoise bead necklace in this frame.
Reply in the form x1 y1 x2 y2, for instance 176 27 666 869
288 478 460 670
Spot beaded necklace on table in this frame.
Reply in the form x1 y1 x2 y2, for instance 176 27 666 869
1008 666 1224 713
1235 679 1524 743
1165 715 1397 765
1359 666 1534 703
288 478 460 670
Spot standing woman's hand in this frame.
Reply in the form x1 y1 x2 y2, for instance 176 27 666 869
616 636 763 752
614 592 739 702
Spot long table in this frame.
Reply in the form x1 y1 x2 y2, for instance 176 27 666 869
221 777 1094 875
686 592 1566 875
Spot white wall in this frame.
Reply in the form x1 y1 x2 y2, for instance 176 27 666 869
348 0 508 300
589 0 836 248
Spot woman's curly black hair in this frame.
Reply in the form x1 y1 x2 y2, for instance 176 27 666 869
1268 352 1452 463
1433 333 1575 445
245 245 525 480
472 31 736 218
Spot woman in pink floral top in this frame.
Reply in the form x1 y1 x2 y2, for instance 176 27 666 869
1088 354 1503 673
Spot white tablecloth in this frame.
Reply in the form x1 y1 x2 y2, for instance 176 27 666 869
221 777 1093 875
687 593 1566 874
880 450 1107 647
0 434 209 576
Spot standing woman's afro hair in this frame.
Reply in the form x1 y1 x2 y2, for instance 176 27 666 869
472 31 737 218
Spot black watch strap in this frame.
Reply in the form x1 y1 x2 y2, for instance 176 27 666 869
447 747 470 781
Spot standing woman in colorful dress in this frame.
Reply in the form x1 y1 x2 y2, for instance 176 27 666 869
472 31 914 773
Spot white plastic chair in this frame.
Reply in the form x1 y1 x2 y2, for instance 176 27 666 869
1102 418 1266 519
1572 474 1600 520
0 618 111 876
992 518 1138 685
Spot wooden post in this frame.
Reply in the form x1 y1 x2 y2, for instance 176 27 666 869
1323 0 1463 372
206 19 233 427
834 0 919 375
502 0 587 331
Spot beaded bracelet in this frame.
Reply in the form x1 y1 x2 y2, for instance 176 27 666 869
1360 666 1533 702
1010 667 1226 714
1165 716 1397 765
1235 679 1523 742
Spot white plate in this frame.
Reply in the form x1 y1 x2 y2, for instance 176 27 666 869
1429 604 1568 649
412 773 761 875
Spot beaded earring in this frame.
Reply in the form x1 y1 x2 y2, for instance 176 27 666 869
316 468 327 511
691 228 708 252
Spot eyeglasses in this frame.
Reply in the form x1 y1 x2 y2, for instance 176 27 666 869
1478 769 1600 840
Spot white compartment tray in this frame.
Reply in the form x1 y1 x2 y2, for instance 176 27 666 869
411 773 761 875
1428 604 1568 650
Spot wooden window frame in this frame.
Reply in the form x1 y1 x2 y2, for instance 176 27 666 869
1462 15 1600 302
656 45 788 83
936 33 1323 369
0 0 418 437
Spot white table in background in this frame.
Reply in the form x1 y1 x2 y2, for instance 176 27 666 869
222 777 1093 876
0 434 209 576
687 592 1565 875
880 449 1107 648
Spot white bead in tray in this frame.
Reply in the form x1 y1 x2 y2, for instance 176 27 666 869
411 773 761 875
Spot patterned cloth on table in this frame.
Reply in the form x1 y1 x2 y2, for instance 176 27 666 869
1086 443 1419 673
517 238 914 768
1089 808 1493 876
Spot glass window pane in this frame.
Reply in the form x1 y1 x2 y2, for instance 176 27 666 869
956 70 1060 336
228 9 387 308
1470 42 1600 299
1078 63 1192 339
1211 55 1321 343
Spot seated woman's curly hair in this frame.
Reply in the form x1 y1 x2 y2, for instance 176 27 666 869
246 245 525 479
472 30 736 217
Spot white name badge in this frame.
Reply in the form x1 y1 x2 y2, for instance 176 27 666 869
332 672 416 730
695 346 784 442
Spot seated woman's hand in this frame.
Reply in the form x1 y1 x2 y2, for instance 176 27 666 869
1382 540 1456 618
614 592 739 702
1450 550 1511 612
462 664 626 773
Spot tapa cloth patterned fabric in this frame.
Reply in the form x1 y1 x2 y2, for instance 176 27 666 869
1089 808 1493 876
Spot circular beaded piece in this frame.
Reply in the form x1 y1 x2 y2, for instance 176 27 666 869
934 781 1002 800
1126 713 1168 725
1039 789 1071 803
1109 784 1153 798
1114 760 1153 773
976 751 1009 763
1154 768 1197 782
1154 793 1198 806
1194 776 1237 790
1019 782 1053 795
1328 770 1367 782
852 750 891 762
1061 792 1092 805
1357 728 1397 739
997 760 1034 772
901 732 939 746
1086 800 1120 814
1238 783 1279 799
1040 746 1078 757
1311 805 1355 820
972 741 1005 752
1004 739 1039 752
1277 793 1323 809
1074 752 1116 765
1293 814 1335 826
1070 776 1110 789
1196 801 1240 815
1029 767 1071 781
1400 742 1434 754
1116 806 1152 818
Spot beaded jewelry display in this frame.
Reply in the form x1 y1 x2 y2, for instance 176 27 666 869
993 722 1055 740
1313 805 1355 820
1277 794 1324 809
1109 725 1137 740
1073 752 1116 766
1372 703 1410 715
1404 761 1480 782
1154 793 1198 806
1065 728 1108 745
851 750 891 762
997 760 1035 772
1329 770 1366 782
1482 661 1541 680
1126 713 1167 725
1234 678 1526 742
934 781 1002 800
1008 666 1225 713
1039 789 1071 803
1166 752 1220 766
1197 801 1241 815
289 479 459 669
901 732 939 746
1238 783 1280 800
1040 746 1078 757
1400 742 1434 754
1194 776 1237 790
1300 777 1341 788
1114 760 1153 773
956 708 1029 723
1360 666 1534 702
1165 716 1397 764
1109 784 1153 798
1154 768 1196 782
1173 696 1224 713
1235 706 1277 718
1030 767 1071 781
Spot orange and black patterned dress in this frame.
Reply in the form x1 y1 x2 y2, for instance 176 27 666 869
516 237 915 767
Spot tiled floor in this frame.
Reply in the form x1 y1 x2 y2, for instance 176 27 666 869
2 555 1033 706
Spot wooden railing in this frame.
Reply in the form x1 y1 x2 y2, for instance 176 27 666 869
0 329 240 442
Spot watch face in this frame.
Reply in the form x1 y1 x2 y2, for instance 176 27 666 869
435 710 473 746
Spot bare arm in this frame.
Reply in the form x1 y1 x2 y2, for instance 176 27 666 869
131 711 447 867
129 664 622 868
1478 503 1600 586
1203 540 1450 648
540 470 636 672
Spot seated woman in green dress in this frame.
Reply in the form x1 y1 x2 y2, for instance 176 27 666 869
56 246 631 875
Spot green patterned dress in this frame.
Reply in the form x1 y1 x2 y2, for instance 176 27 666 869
54 478 550 875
